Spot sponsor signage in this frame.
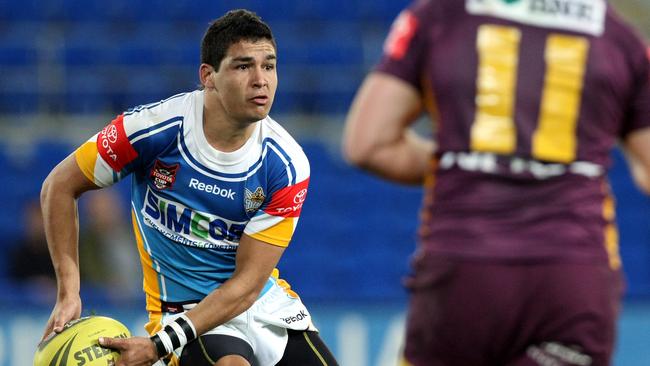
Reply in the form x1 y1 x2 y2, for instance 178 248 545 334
142 187 245 249
467 0 606 36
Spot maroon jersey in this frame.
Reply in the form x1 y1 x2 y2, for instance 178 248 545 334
377 0 650 265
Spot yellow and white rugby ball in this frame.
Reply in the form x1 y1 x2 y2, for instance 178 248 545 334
34 316 131 366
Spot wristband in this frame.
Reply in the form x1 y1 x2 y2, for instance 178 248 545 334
150 314 197 358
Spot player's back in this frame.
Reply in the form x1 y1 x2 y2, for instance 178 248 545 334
381 0 650 263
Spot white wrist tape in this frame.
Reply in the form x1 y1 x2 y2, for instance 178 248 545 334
150 314 197 358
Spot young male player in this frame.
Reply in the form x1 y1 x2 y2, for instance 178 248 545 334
41 9 338 366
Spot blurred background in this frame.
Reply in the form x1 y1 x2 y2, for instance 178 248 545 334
1 1 649 365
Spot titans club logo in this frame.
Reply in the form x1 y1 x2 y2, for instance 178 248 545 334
150 160 179 190
244 187 265 213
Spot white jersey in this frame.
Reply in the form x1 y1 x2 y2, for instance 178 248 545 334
75 90 310 312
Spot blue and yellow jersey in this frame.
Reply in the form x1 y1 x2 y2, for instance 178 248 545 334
74 90 310 313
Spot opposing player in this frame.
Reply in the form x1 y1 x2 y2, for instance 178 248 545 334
343 0 650 365
40 9 338 366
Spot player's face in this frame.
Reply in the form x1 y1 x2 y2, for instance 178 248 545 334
209 40 277 123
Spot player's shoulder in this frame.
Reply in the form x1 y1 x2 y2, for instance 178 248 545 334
604 5 648 58
123 91 195 123
119 90 197 139
260 115 309 168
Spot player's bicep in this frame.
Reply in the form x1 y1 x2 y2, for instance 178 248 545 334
343 72 423 164
234 233 286 285
45 153 100 198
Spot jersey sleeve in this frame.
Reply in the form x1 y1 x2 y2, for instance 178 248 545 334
244 148 310 248
75 105 183 187
375 0 437 91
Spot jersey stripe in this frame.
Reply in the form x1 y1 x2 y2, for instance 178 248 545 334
75 141 99 184
124 92 188 116
178 135 295 182
602 188 621 270
132 207 164 311
248 217 296 247
129 117 184 144
268 141 296 185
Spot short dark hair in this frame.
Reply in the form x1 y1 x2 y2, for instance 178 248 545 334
201 9 276 71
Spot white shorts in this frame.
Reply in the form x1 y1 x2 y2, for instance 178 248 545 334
154 278 316 366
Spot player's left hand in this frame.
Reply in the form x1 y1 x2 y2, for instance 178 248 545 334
99 336 159 366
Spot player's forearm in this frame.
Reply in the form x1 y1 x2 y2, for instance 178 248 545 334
629 160 650 195
347 129 434 185
41 166 82 299
185 274 264 336
624 128 650 195
148 278 265 361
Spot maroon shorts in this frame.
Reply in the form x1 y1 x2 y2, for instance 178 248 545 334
403 252 624 366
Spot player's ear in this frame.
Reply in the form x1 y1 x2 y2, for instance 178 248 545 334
199 64 216 90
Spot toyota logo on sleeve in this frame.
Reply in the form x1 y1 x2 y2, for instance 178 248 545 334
106 125 119 143
293 189 307 204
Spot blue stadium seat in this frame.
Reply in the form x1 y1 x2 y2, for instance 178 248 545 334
119 23 198 66
60 0 101 21
117 40 164 66
0 0 62 21
61 0 138 22
358 0 409 22
122 69 175 108
276 23 363 66
0 147 37 245
63 68 115 113
161 42 201 66
144 1 225 23
0 68 39 113
61 25 121 67
298 90 356 115
0 140 73 266
0 45 38 66
274 64 361 115
156 25 203 66
33 140 74 173
241 0 359 22
0 23 40 66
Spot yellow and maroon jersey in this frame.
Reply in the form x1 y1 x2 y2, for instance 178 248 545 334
75 90 310 310
378 0 650 266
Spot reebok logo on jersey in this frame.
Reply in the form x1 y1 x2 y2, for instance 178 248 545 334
188 178 235 200
97 114 138 172
143 187 245 249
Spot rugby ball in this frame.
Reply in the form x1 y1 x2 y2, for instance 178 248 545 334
34 316 131 366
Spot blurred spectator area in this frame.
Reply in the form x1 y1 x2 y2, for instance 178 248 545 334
2 0 648 116
1 0 647 116
0 0 412 116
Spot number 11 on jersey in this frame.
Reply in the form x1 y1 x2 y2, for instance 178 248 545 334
471 24 590 164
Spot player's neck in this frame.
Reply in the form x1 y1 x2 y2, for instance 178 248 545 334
202 106 256 153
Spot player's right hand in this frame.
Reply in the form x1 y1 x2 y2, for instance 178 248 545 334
40 294 82 342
